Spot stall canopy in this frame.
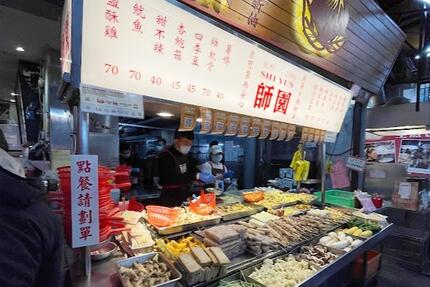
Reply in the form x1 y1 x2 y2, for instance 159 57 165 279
180 0 406 95
77 0 352 133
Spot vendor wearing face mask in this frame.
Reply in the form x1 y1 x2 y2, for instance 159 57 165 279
154 131 215 206
199 145 228 181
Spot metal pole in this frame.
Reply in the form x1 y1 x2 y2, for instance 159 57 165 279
320 142 326 209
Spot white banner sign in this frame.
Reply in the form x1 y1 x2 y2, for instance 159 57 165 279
81 0 352 132
71 155 99 248
61 0 72 75
81 84 144 118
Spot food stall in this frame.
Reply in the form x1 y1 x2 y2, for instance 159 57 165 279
58 0 404 286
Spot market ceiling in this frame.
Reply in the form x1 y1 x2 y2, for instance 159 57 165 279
0 0 62 101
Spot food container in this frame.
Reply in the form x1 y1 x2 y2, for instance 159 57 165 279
241 254 322 287
152 216 222 236
116 252 182 287
217 203 261 221
90 242 117 261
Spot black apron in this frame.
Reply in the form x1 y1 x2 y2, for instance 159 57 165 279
209 162 226 177
158 150 192 207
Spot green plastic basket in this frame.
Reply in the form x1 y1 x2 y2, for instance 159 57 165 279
314 189 356 208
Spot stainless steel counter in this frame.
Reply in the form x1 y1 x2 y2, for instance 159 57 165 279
75 224 393 287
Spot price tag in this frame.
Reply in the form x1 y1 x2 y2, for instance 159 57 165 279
399 182 412 199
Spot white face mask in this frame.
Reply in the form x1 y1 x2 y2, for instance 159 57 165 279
179 145 191 155
212 154 223 163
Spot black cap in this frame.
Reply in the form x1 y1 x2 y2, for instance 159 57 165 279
175 131 194 140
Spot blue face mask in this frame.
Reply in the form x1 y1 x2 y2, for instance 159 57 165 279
212 154 223 163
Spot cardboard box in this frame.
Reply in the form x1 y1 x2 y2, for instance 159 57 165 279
392 182 419 211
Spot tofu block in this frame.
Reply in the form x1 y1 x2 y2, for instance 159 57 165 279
208 247 231 265
204 247 219 265
178 253 202 274
191 247 212 267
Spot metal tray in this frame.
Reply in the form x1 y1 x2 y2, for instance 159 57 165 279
241 253 322 287
218 204 262 222
153 216 222 235
254 200 299 210
116 252 182 287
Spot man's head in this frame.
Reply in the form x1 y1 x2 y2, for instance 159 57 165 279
174 131 194 155
120 142 132 159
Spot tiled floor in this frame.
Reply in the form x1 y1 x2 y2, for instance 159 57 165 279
376 256 430 287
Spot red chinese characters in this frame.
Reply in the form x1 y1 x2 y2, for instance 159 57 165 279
207 37 218 71
104 0 119 39
154 14 167 55
74 159 95 242
254 83 274 110
192 33 204 66
240 50 255 105
273 89 292 114
248 0 266 27
173 23 186 61
223 44 232 65
131 3 146 34
253 83 292 115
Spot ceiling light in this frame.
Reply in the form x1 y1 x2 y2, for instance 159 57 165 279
10 92 19 96
10 99 16 103
16 46 24 52
156 112 174 118
415 55 420 59
196 117 202 122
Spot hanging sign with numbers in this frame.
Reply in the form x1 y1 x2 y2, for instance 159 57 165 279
80 0 352 132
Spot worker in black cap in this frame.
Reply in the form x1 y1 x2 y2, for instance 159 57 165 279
154 131 215 206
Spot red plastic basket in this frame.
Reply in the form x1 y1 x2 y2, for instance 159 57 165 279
146 205 179 227
189 192 216 215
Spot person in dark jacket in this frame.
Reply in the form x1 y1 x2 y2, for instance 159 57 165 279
0 147 63 287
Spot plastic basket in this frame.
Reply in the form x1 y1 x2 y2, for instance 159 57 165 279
146 205 179 227
314 189 356 208
189 192 216 215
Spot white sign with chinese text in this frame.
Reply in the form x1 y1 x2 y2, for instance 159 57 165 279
61 0 72 75
71 155 99 248
81 0 352 132
80 84 144 119
346 156 366 172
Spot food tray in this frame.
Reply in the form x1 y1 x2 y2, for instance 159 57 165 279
254 200 299 210
218 204 263 222
241 254 322 287
116 252 182 287
153 216 222 235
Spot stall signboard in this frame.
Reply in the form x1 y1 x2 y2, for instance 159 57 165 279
71 155 99 248
81 0 352 132
179 0 405 95
80 85 144 119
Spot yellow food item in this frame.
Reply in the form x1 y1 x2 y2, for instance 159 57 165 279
353 229 363 237
163 236 203 258
347 227 359 234
361 230 373 238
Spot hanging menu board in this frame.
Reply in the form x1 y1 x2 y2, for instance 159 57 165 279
81 0 352 132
